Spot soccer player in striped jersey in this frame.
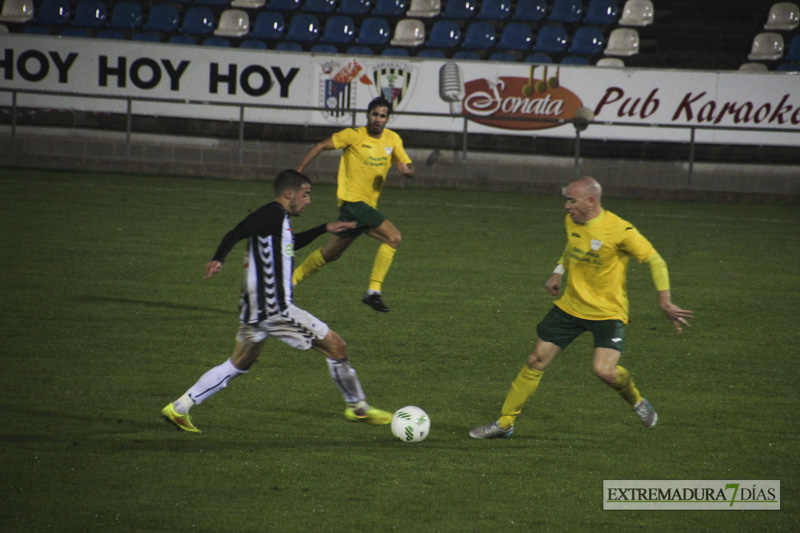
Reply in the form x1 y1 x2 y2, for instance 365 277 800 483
292 96 415 313
161 170 392 433
471 176 694 439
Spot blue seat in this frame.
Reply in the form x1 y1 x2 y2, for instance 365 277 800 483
785 34 800 62
355 16 390 45
197 0 230 5
417 48 445 58
382 47 409 56
776 62 800 71
320 14 355 44
169 34 196 44
461 21 495 50
524 52 553 63
23 25 51 33
561 54 588 64
267 0 300 11
533 24 567 53
143 4 178 32
426 19 460 48
60 27 88 36
35 0 70 25
204 36 231 46
311 43 338 52
132 32 161 41
302 0 335 13
496 21 533 51
275 41 303 50
453 50 479 60
583 0 617 25
489 51 516 61
96 29 123 38
347 44 374 54
240 39 268 49
371 0 407 17
513 0 546 21
548 0 583 23
568 25 603 55
250 11 285 39
338 0 371 15
108 1 142 29
285 13 320 42
180 6 215 35
477 0 510 20
442 0 476 19
71 0 107 28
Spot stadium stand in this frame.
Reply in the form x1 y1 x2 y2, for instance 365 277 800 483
107 0 142 29
214 8 249 37
0 0 33 22
583 0 619 25
371 0 407 17
786 33 800 60
604 27 639 56
266 0 300 12
355 16 390 46
426 19 461 48
476 0 510 21
495 21 533 51
231 0 266 8
34 0 70 25
547 0 582 24
747 32 785 61
441 0 476 20
618 0 653 26
178 6 215 35
533 24 568 54
461 20 496 50
406 0 440 18
70 0 106 27
390 18 425 46
763 2 799 31
319 14 355 44
302 0 335 14
512 0 546 22
337 0 370 16
249 11 285 40
569 25 605 56
285 12 320 42
142 4 179 33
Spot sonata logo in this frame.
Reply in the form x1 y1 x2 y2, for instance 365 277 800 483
462 66 583 130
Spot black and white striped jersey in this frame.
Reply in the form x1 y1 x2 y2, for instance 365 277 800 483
210 201 327 323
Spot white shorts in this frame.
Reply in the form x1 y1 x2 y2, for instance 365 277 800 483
236 305 330 350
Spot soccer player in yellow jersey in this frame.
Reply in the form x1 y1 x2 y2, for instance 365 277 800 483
292 96 415 312
470 176 694 439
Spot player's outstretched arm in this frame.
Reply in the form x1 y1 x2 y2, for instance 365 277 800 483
205 260 222 279
397 161 415 178
657 290 694 333
326 221 357 233
545 273 562 296
296 137 336 173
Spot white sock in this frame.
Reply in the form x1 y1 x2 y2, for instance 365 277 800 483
173 393 194 415
367 289 381 295
326 358 365 404
182 359 246 408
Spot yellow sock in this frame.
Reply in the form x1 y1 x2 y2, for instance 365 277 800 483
368 243 396 293
611 366 643 406
292 248 327 285
498 366 544 430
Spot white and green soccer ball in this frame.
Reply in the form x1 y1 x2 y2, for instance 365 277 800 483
391 406 430 443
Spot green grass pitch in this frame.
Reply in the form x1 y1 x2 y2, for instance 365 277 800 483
1 168 798 531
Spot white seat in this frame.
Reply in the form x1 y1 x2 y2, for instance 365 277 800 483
406 0 440 18
596 57 625 67
0 0 34 22
748 32 785 61
390 18 425 46
215 9 250 37
231 0 266 8
739 62 769 72
604 28 639 56
764 2 799 31
618 0 652 27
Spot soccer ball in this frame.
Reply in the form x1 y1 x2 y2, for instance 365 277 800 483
391 406 430 443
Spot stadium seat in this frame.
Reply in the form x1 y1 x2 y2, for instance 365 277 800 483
285 13 320 42
776 61 800 71
595 56 623 66
215 9 249 37
355 16 390 45
143 4 179 32
197 0 230 6
533 24 568 54
747 32 784 61
461 21 496 50
347 44 374 54
34 0 70 25
441 0 476 20
453 50 479 60
23 24 50 33
618 0 652 26
785 34 800 60
231 0 266 8
524 52 553 63
319 14 355 44
302 0 336 14
390 18 424 46
132 32 161 41
382 47 409 55
417 48 445 57
548 0 583 24
569 25 604 55
60 27 88 36
267 0 301 11
738 62 768 72
372 0 407 17
477 0 511 21
240 38 268 48
311 43 338 52
496 22 533 51
764 2 799 31
337 0 371 16
96 28 123 38
561 54 589 64
426 19 460 48
204 36 231 46
488 51 516 61
583 0 618 25
512 0 546 22
169 34 196 44
71 0 106 27
250 11 285 39
604 27 639 56
107 1 142 29
275 41 303 50
0 0 33 22
179 6 215 35
406 0 440 18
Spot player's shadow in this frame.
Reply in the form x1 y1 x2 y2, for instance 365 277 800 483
76 295 229 315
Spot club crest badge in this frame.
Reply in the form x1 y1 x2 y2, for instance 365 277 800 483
591 239 603 251
319 60 364 124
369 61 417 115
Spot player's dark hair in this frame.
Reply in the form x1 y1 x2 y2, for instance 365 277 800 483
274 169 311 195
367 96 392 116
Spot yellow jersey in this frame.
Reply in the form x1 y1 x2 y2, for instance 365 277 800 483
331 126 412 208
555 210 667 323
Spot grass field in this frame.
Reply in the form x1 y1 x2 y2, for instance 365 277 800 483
1 168 798 532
